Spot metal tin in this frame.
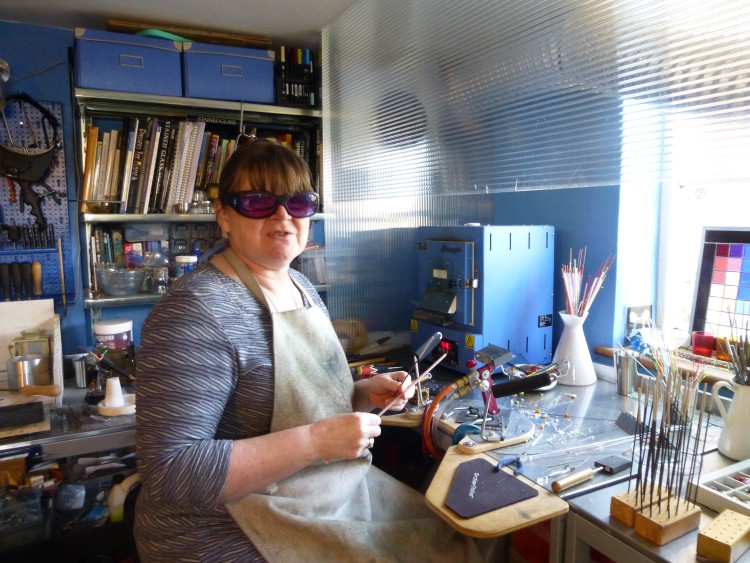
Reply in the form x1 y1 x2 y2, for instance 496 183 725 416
12 329 50 357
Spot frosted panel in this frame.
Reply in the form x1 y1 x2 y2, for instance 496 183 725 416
321 0 750 337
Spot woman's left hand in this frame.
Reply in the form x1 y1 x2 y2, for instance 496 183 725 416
358 371 414 412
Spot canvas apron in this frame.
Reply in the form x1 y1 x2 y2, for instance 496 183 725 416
222 249 482 563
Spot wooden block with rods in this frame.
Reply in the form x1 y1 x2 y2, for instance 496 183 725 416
610 486 668 528
697 509 750 563
634 496 702 546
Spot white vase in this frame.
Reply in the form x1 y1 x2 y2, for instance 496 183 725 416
713 381 750 461
553 311 597 386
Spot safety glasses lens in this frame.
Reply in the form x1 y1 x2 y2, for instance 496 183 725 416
285 193 318 217
229 192 318 219
238 193 277 218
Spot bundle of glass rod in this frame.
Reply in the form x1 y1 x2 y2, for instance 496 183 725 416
610 329 709 545
560 247 615 317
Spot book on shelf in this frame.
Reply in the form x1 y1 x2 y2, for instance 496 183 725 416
109 146 122 201
91 141 103 201
104 130 120 200
194 130 211 191
215 138 230 183
150 118 174 213
180 120 206 206
123 242 143 267
110 228 124 266
163 120 191 212
89 235 98 292
125 120 148 214
203 133 221 188
118 117 139 213
157 122 180 213
80 125 99 211
94 131 110 202
131 128 151 215
139 120 162 214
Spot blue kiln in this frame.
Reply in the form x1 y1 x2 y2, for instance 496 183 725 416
411 225 555 373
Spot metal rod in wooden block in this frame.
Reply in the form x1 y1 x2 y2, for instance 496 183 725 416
634 496 701 546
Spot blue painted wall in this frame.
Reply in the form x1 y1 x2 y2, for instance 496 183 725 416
0 20 90 353
493 186 620 353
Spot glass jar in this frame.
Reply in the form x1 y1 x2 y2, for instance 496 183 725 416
93 319 136 383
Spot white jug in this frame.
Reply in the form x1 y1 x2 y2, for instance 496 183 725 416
712 381 750 461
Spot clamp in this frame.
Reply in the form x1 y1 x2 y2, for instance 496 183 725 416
493 455 524 475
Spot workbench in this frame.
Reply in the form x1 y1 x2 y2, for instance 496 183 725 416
418 370 745 562
0 386 135 559
0 387 135 458
3 369 746 562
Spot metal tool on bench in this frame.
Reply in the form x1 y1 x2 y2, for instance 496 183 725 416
422 343 555 458
410 331 443 406
551 455 632 493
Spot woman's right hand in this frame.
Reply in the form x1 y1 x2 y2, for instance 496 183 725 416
309 412 382 461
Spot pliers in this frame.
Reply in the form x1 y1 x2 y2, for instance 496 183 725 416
493 455 524 475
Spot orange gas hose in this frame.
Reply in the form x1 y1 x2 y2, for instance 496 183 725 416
421 382 459 460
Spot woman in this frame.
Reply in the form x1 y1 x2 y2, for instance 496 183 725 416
134 140 482 562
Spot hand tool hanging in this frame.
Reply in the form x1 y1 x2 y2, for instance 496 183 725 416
0 92 63 230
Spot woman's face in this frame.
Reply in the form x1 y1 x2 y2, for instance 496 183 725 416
215 195 310 272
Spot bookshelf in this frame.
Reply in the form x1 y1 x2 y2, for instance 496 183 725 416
75 89 326 328
75 89 322 214
82 212 329 310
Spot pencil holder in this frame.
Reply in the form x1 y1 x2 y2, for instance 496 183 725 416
553 311 597 386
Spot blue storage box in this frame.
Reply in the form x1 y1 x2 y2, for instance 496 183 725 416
74 28 183 96
182 42 275 103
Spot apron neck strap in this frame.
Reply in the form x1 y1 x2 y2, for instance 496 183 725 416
222 247 271 311
221 247 314 311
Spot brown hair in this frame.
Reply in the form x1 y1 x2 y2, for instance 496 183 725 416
217 139 313 199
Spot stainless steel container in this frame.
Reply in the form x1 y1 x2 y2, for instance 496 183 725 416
64 353 89 388
7 354 52 391
614 349 638 396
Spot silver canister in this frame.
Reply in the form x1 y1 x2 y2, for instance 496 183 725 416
64 353 89 388
614 348 638 396
8 354 52 390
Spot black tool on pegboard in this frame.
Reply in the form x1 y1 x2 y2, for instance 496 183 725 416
0 94 71 301
0 92 64 230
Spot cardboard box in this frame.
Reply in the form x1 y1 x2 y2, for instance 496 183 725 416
182 42 275 103
75 28 183 96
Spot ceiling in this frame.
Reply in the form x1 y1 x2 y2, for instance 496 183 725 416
0 0 360 47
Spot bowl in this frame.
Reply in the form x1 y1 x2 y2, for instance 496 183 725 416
84 200 120 214
95 265 146 297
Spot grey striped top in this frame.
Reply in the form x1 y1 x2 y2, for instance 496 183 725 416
133 261 325 562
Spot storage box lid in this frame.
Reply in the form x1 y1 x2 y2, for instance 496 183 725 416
75 28 183 52
182 41 274 61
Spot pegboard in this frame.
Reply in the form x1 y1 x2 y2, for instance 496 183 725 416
0 98 73 300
